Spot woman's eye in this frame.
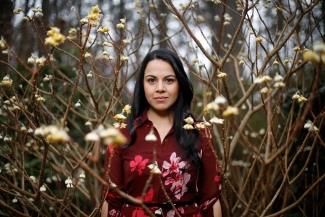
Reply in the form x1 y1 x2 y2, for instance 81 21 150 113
148 78 155 83
165 79 174 83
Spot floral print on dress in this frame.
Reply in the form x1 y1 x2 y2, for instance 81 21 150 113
167 207 192 217
167 210 175 217
162 152 188 177
108 145 114 154
170 172 191 199
163 152 191 200
178 207 185 214
130 155 149 175
109 209 120 217
131 208 150 217
200 197 217 211
214 164 220 182
144 188 154 202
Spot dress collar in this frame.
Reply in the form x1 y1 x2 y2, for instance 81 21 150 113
134 109 175 135
134 108 149 128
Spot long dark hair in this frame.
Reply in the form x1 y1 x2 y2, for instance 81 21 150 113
127 49 202 170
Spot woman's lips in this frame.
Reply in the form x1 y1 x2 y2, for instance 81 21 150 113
154 97 167 102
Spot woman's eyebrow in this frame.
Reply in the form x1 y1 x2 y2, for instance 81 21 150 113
164 75 176 78
144 74 176 78
144 75 156 78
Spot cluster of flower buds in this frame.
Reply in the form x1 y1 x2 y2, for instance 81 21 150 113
32 7 43 17
0 37 6 53
102 41 113 47
87 5 102 26
255 36 263 43
222 106 239 117
145 128 157 141
292 92 307 104
302 42 325 66
65 177 74 188
75 99 81 107
254 75 272 84
1 75 13 87
43 74 52 82
40 184 46 192
113 104 131 123
116 18 126 29
273 73 285 88
67 28 77 40
2 163 17 174
120 55 129 61
148 161 161 174
206 95 227 111
97 26 110 33
254 73 286 93
85 124 127 147
79 172 86 179
13 7 23 14
217 72 227 79
34 125 70 143
209 116 224 124
183 116 195 130
35 94 45 103
304 120 319 132
45 27 65 47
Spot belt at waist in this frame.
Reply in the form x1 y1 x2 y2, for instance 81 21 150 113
144 201 194 209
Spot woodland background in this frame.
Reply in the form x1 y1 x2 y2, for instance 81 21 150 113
0 0 325 216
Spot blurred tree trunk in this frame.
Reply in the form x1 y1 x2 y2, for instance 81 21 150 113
0 0 14 73
322 1 325 38
156 1 169 49
42 0 51 30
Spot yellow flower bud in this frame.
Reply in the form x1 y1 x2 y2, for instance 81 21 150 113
217 72 227 79
114 113 127 121
302 50 320 66
184 116 194 125
297 96 307 103
120 55 129 61
84 52 92 58
145 128 157 141
210 116 224 124
183 124 194 130
116 23 125 29
223 106 239 117
255 37 263 43
195 122 205 130
292 92 300 100
123 104 131 115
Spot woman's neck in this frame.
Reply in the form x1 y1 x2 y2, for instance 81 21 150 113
147 108 173 125
147 108 174 141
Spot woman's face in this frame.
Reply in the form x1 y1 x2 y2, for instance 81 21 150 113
143 59 179 116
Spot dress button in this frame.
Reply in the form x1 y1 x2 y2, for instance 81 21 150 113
164 139 168 142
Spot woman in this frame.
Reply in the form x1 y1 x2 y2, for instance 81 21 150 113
102 49 222 217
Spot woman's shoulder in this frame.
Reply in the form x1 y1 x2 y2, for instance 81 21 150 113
110 124 131 150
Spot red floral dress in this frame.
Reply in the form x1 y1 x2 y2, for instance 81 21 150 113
103 110 221 216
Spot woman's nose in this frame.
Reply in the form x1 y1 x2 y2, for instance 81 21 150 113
156 81 165 92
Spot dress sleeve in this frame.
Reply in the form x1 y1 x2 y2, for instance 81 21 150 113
196 130 222 217
102 145 125 217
